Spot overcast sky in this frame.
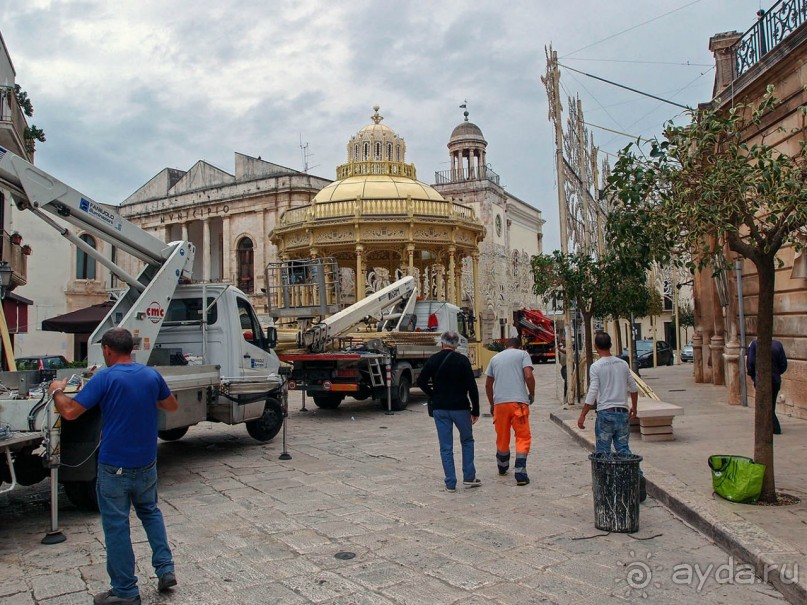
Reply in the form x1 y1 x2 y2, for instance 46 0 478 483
2 0 770 253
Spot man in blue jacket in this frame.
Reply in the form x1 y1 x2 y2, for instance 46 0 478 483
747 339 788 435
49 328 179 605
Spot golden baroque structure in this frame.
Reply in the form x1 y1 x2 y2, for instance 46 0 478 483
270 107 486 327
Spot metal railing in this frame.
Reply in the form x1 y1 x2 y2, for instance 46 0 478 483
335 160 417 180
277 198 480 227
434 166 500 186
734 0 807 76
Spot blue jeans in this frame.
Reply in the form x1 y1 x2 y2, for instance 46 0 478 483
433 409 476 489
96 461 174 598
594 410 633 456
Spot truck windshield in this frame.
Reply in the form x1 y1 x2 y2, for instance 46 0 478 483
164 297 218 325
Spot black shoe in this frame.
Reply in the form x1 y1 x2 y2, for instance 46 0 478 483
158 571 177 592
640 476 647 503
93 591 141 605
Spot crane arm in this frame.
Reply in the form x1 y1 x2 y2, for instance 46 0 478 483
0 146 172 267
300 276 417 351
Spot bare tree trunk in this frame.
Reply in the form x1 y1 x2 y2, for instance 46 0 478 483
752 254 776 502
582 310 594 376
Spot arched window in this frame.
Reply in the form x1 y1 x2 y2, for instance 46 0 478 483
76 234 97 279
363 142 370 160
374 142 381 160
354 143 359 161
387 142 393 160
396 145 401 161
237 237 254 293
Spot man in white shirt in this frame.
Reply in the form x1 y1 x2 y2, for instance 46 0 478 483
578 332 638 454
485 338 535 486
578 332 645 500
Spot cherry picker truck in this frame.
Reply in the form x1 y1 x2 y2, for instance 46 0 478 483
0 145 290 515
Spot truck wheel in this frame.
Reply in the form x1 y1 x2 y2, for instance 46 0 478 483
158 427 189 441
63 480 99 512
313 394 344 409
246 397 283 442
390 374 411 411
12 450 48 486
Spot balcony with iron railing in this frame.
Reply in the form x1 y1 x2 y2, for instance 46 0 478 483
434 165 500 186
0 86 33 161
1 231 28 291
733 0 807 76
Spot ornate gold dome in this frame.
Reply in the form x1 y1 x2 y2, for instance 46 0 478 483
314 174 445 203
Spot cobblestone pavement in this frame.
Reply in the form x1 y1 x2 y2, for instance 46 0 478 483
0 364 788 604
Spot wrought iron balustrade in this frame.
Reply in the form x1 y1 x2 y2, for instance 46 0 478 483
734 0 807 76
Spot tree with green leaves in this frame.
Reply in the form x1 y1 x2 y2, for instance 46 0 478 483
531 250 652 373
608 88 807 502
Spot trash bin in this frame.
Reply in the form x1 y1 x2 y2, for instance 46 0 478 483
589 452 643 533
708 455 765 503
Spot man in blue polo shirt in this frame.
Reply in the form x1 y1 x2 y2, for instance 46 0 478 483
49 328 179 605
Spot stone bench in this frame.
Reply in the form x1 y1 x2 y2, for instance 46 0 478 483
629 399 684 442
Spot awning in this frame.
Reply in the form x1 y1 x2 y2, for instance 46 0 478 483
42 301 114 334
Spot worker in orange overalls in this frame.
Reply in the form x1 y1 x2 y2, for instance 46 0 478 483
485 338 535 485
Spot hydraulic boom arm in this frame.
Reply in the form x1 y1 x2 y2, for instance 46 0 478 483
300 276 417 351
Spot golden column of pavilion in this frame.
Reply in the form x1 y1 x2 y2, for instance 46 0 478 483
269 106 485 364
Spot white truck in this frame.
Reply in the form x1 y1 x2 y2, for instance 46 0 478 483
0 145 288 510
265 258 469 411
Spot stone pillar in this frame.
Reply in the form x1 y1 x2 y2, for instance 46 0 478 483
472 253 480 340
710 334 725 386
181 222 189 242
454 262 462 307
724 336 742 405
709 32 743 98
447 247 456 303
202 219 211 281
407 244 414 276
693 330 704 383
355 245 365 301
222 217 232 283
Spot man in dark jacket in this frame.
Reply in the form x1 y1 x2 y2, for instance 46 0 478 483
747 339 788 435
417 330 480 492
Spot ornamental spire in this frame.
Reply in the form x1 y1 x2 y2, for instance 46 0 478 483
371 105 383 125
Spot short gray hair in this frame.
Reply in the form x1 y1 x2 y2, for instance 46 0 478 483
441 330 460 348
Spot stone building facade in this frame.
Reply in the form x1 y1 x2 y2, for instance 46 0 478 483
119 154 330 318
700 12 807 418
432 112 545 342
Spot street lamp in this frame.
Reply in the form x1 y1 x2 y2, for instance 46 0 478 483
0 260 13 299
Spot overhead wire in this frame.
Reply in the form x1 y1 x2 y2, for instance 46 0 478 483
561 57 712 67
561 0 705 58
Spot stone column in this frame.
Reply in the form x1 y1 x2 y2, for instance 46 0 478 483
472 253 480 340
222 217 232 284
447 247 456 303
454 262 462 307
710 334 725 386
709 32 743 98
181 222 189 242
407 244 414 277
355 245 365 301
692 330 704 383
724 336 742 405
202 218 211 281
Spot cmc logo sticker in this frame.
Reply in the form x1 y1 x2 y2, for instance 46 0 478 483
146 302 165 324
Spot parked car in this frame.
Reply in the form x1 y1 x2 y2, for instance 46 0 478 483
680 342 694 363
617 340 674 368
15 355 69 371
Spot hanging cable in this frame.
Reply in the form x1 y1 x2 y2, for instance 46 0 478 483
558 63 691 110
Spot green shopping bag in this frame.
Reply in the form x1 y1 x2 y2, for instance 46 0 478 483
708 455 766 504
